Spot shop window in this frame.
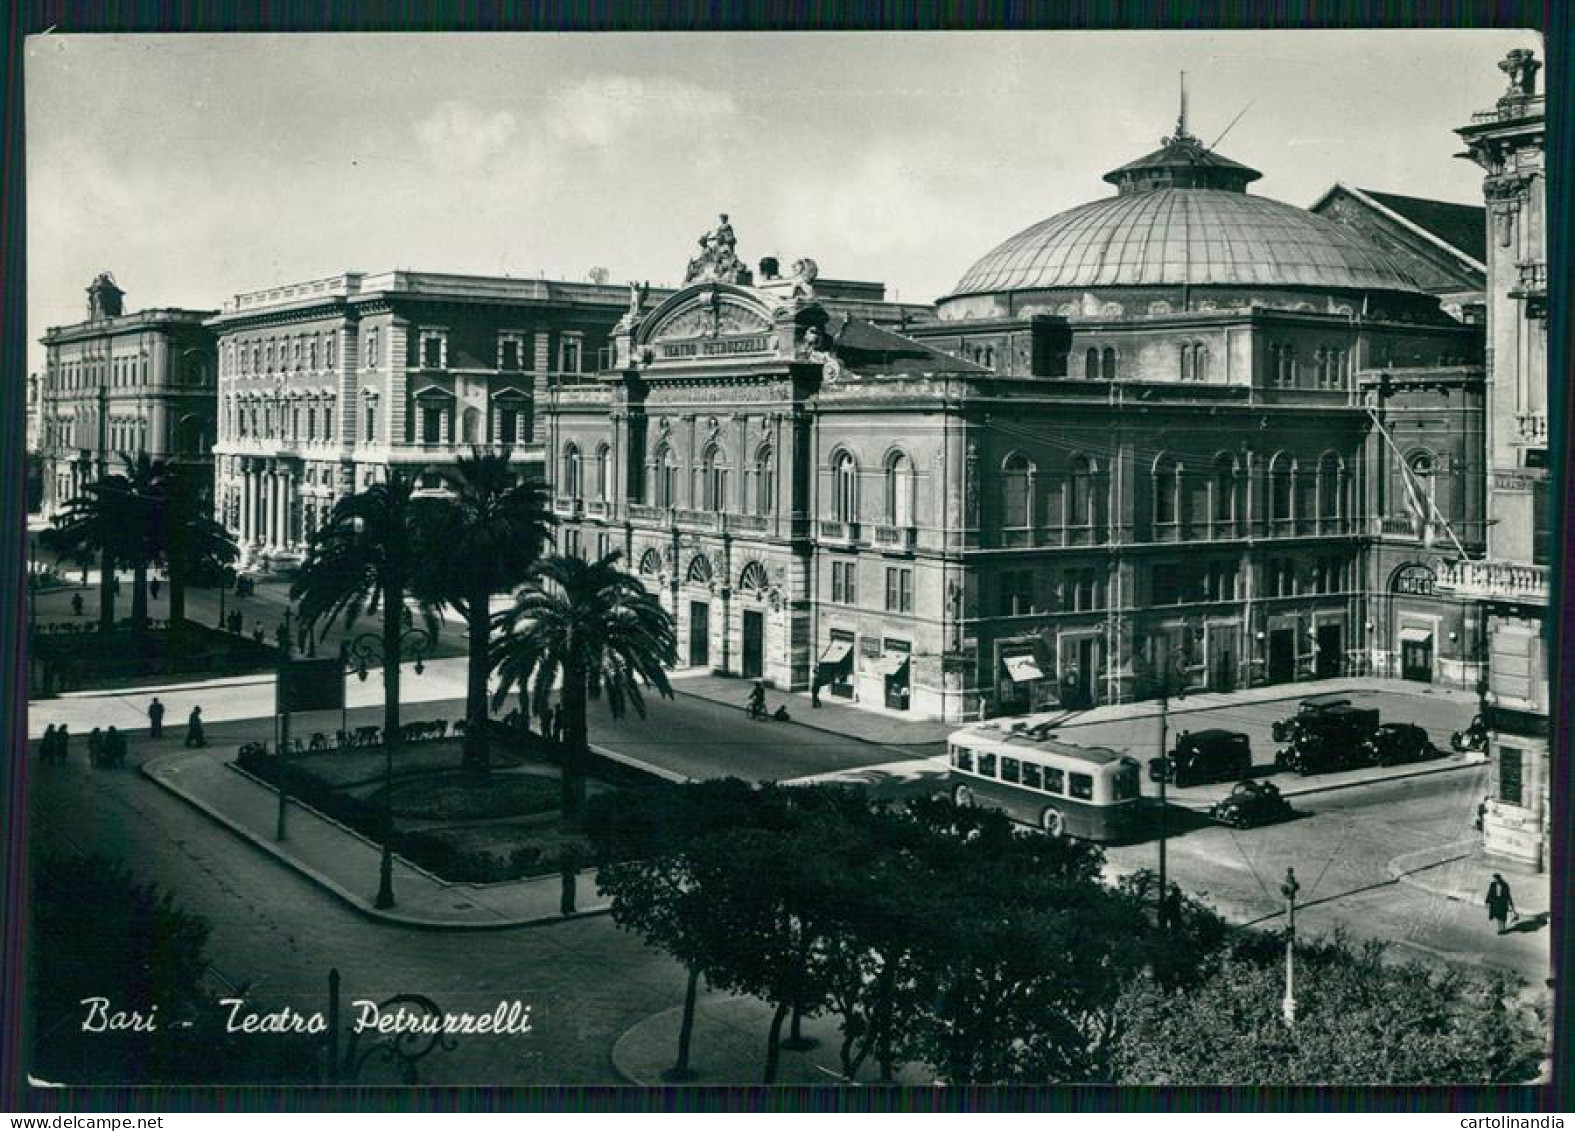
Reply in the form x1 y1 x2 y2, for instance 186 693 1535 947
1498 746 1523 806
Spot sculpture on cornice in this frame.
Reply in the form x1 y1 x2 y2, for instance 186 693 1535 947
790 258 819 300
683 213 752 285
1499 49 1540 98
627 279 649 317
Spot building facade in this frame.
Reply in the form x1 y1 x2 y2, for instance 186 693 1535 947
545 120 1487 722
38 273 218 517
207 271 647 571
1451 49 1550 871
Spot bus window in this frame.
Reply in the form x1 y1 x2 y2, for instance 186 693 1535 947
1070 772 1094 800
977 752 997 778
1001 757 1021 784
952 745 973 772
1043 766 1065 794
1112 761 1140 800
1022 762 1043 790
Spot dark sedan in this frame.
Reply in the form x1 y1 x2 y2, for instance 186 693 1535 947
1208 780 1294 829
1361 722 1439 766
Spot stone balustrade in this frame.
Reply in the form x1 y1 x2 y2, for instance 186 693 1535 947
1436 558 1548 603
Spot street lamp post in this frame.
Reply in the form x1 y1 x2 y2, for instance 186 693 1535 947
345 626 433 910
1281 866 1300 1026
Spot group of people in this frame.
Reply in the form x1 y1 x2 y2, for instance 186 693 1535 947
37 698 205 764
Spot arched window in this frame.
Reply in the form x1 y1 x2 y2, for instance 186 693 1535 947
1084 348 1100 380
752 444 775 515
1101 347 1118 380
1193 344 1209 381
1268 453 1294 524
832 451 858 522
1001 452 1033 528
1402 450 1436 518
701 444 728 511
594 443 611 502
739 561 770 594
1152 453 1180 526
1317 452 1344 522
686 555 713 585
638 547 663 576
1179 344 1194 382
652 444 677 507
561 442 582 498
1069 455 1097 527
1212 453 1238 524
886 451 914 526
461 406 481 444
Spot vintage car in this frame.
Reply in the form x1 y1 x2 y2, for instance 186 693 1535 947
1208 780 1294 828
1451 714 1488 753
1168 729 1253 787
1274 702 1382 775
1362 722 1439 766
1271 693 1358 743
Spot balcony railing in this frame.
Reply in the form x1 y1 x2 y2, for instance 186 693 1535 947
1436 558 1548 604
1515 411 1546 442
872 524 917 551
552 495 582 518
584 499 609 519
674 508 721 532
728 513 772 534
818 519 861 545
627 503 670 525
1378 516 1419 538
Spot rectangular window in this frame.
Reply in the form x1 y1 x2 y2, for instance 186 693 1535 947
885 567 914 613
596 532 610 560
1532 479 1549 566
561 336 583 373
976 752 997 778
364 403 376 442
832 560 858 605
422 335 443 369
952 746 974 772
564 528 581 558
500 337 521 370
1062 568 1100 612
1000 570 1034 616
1498 745 1523 806
326 333 337 368
1022 762 1043 791
422 406 442 444
1042 766 1065 795
500 407 519 444
365 329 379 369
1069 772 1094 801
1000 757 1021 785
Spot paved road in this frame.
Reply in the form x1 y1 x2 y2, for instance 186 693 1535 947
25 748 688 1086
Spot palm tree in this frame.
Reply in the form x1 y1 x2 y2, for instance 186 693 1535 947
291 470 431 908
42 479 121 633
42 453 163 633
160 463 239 633
410 449 553 775
491 552 676 820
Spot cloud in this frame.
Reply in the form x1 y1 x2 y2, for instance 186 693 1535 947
412 100 519 170
545 76 737 153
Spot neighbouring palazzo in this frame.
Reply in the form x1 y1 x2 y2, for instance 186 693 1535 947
207 271 644 571
546 103 1486 721
38 273 218 517
1451 49 1550 870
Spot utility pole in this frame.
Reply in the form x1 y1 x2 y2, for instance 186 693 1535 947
1156 675 1170 927
1281 866 1300 1026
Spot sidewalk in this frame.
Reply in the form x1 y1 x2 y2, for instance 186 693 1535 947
669 669 952 746
141 747 606 928
1388 840 1552 919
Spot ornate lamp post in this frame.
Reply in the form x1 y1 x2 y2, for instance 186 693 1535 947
1146 641 1190 930
1281 866 1301 1026
344 624 433 909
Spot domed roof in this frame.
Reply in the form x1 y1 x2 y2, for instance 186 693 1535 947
949 132 1424 300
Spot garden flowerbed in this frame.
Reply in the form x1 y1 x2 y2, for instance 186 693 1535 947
370 771 560 821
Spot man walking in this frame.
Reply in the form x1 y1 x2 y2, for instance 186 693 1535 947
810 667 823 709
1485 874 1516 935
148 696 165 738
71 592 84 617
184 706 207 749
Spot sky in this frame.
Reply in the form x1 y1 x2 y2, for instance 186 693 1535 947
25 29 1540 371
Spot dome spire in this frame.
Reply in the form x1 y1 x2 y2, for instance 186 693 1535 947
1176 71 1189 141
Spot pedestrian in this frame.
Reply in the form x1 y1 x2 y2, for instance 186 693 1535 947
228 609 242 635
252 621 265 645
81 565 89 587
57 724 71 762
148 696 165 738
104 726 126 766
1485 873 1516 935
275 622 290 652
150 576 161 601
71 592 84 617
810 667 823 709
40 725 57 762
746 680 767 720
112 574 121 597
87 727 104 766
184 706 207 749
772 704 792 722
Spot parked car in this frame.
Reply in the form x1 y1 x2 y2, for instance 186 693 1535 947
1271 693 1357 743
1362 722 1438 766
1168 728 1252 786
1209 780 1294 828
1451 714 1488 753
1274 703 1382 775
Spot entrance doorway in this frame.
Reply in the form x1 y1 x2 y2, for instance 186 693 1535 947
688 601 710 669
1072 638 1094 706
1267 629 1296 684
1400 629 1433 683
1315 624 1343 679
741 610 764 679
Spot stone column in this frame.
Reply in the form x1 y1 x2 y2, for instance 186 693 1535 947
283 467 296 549
241 464 254 544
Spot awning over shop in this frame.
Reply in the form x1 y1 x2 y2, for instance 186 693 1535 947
1003 654 1046 683
818 640 854 666
872 654 911 677
1399 626 1433 644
